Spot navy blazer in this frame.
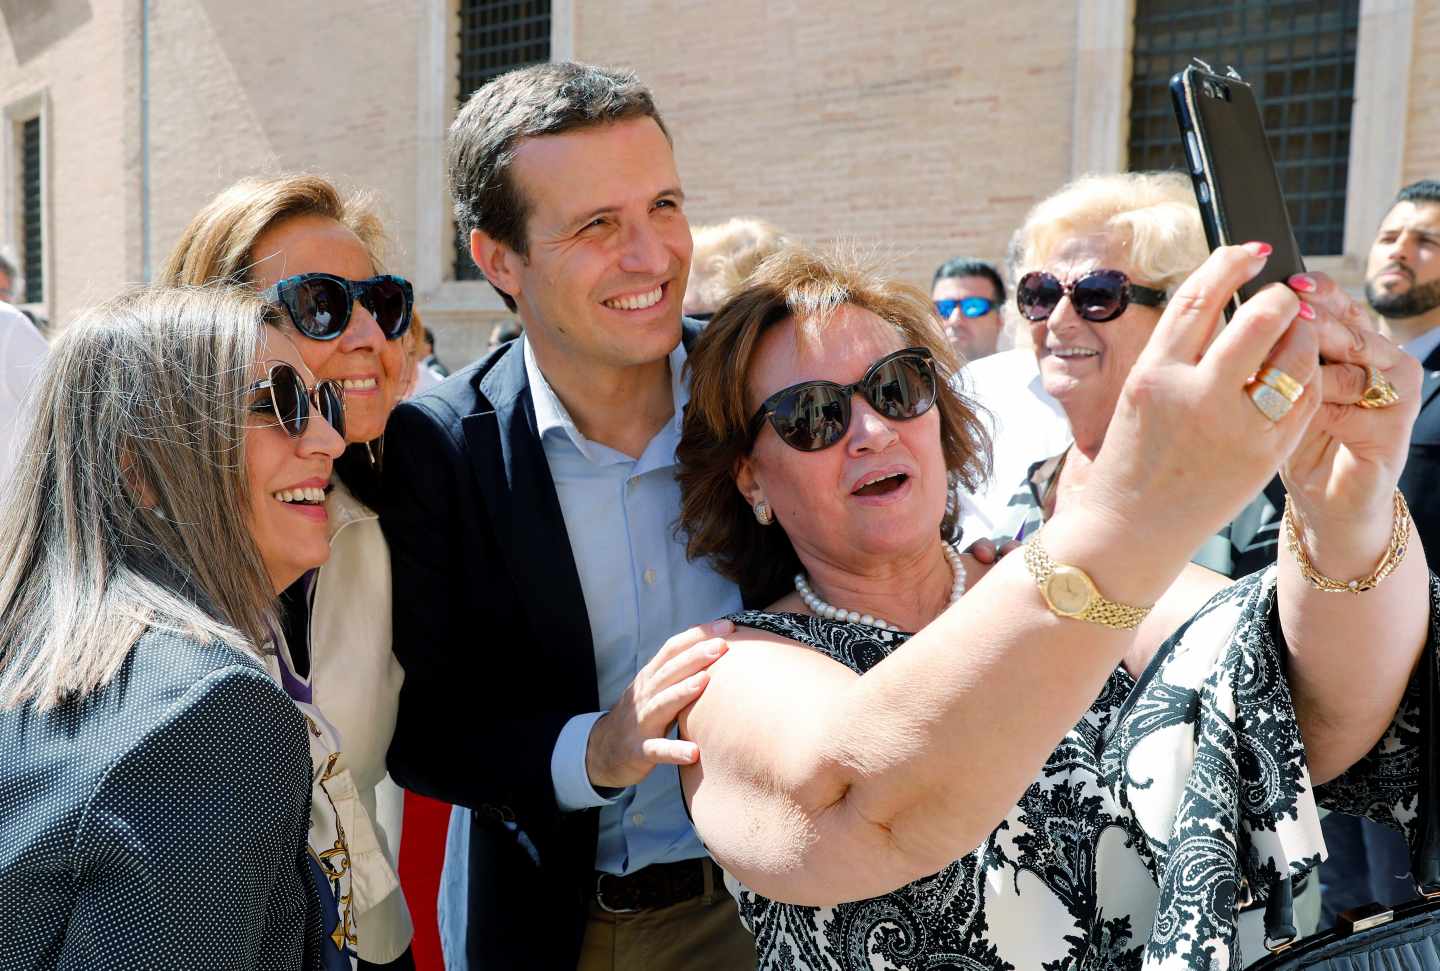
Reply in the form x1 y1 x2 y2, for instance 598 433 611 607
0 630 322 970
381 323 745 969
381 336 614 970
1400 344 1440 557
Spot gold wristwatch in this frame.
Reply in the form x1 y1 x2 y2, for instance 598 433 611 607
1023 534 1152 630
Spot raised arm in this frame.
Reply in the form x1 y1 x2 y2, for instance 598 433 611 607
1271 272 1430 784
683 244 1325 905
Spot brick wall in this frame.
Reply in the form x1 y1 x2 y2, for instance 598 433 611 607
2 0 1435 351
1403 0 1440 182
0 0 136 326
0 0 422 328
144 0 422 284
574 0 1080 296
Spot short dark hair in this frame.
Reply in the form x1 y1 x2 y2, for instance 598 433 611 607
1395 180 1440 206
0 253 15 282
447 61 670 311
931 257 1005 305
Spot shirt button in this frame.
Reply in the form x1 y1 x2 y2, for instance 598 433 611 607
631 812 646 826
643 568 657 586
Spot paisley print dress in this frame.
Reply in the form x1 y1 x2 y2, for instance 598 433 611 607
723 570 1440 971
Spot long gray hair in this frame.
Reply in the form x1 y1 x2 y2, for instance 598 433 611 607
0 285 280 710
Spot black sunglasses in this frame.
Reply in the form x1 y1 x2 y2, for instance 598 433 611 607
1016 269 1167 323
262 272 414 342
247 362 346 440
749 347 939 452
935 296 995 319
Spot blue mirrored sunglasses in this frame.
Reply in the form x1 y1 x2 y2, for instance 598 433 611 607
935 296 995 319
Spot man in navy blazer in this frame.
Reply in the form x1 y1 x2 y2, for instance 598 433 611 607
381 63 755 970
1370 180 1440 554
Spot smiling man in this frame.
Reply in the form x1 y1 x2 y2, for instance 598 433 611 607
379 63 753 971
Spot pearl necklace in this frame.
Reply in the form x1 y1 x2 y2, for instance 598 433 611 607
794 544 967 633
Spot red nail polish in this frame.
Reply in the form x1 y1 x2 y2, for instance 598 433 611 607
1246 241 1274 257
1288 274 1317 293
1297 301 1316 320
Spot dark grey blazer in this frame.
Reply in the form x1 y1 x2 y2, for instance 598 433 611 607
0 629 323 970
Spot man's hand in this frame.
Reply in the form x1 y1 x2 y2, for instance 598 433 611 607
962 537 1021 565
585 619 734 790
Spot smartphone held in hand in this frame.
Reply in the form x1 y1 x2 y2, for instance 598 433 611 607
1170 61 1306 316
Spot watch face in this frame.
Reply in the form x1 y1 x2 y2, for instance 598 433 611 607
1046 566 1094 615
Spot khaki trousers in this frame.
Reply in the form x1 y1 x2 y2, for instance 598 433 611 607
576 865 755 971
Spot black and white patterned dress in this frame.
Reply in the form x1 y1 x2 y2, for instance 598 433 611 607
723 570 1440 971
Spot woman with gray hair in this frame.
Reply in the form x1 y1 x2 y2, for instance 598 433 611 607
0 285 346 969
162 175 417 970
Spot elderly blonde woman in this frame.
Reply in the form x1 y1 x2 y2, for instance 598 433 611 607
988 174 1213 553
161 176 415 970
683 216 788 318
673 243 1432 969
0 286 346 969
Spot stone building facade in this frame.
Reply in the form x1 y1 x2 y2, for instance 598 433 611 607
0 0 1433 366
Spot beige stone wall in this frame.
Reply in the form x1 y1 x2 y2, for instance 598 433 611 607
145 0 421 285
0 0 422 329
1403 0 1440 182
3 0 1436 360
0 0 138 326
572 0 1079 296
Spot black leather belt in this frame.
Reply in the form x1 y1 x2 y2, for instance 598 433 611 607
594 858 722 914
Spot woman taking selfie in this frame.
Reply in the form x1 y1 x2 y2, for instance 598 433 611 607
161 175 416 970
0 286 346 969
676 244 1434 969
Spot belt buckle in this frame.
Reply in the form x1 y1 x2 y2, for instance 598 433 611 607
595 872 640 915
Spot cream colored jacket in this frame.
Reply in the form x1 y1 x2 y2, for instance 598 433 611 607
310 479 411 962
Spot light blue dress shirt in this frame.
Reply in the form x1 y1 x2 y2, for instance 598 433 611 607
525 336 743 875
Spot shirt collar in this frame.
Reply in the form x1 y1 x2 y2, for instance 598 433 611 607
1403 325 1440 367
523 333 691 459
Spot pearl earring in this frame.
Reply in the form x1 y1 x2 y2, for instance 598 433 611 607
754 500 774 525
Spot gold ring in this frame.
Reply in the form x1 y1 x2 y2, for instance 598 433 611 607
1357 365 1401 409
1256 365 1305 403
1246 380 1294 422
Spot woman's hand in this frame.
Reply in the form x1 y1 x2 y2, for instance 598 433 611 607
1270 274 1427 784
1279 272 1421 574
1072 243 1320 598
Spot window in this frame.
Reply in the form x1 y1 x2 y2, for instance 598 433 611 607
20 115 41 303
453 0 552 281
1128 0 1361 256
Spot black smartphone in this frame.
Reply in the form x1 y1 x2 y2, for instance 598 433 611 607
1170 62 1306 316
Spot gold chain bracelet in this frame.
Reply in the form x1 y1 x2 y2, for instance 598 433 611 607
1281 489 1411 593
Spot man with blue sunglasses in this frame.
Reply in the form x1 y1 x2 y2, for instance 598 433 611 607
930 257 1006 361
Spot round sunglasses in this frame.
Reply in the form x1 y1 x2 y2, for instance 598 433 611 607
749 347 939 452
1015 269 1167 323
247 361 346 440
262 272 414 342
935 296 995 319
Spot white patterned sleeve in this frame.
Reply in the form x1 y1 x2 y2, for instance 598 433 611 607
1312 574 1440 842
